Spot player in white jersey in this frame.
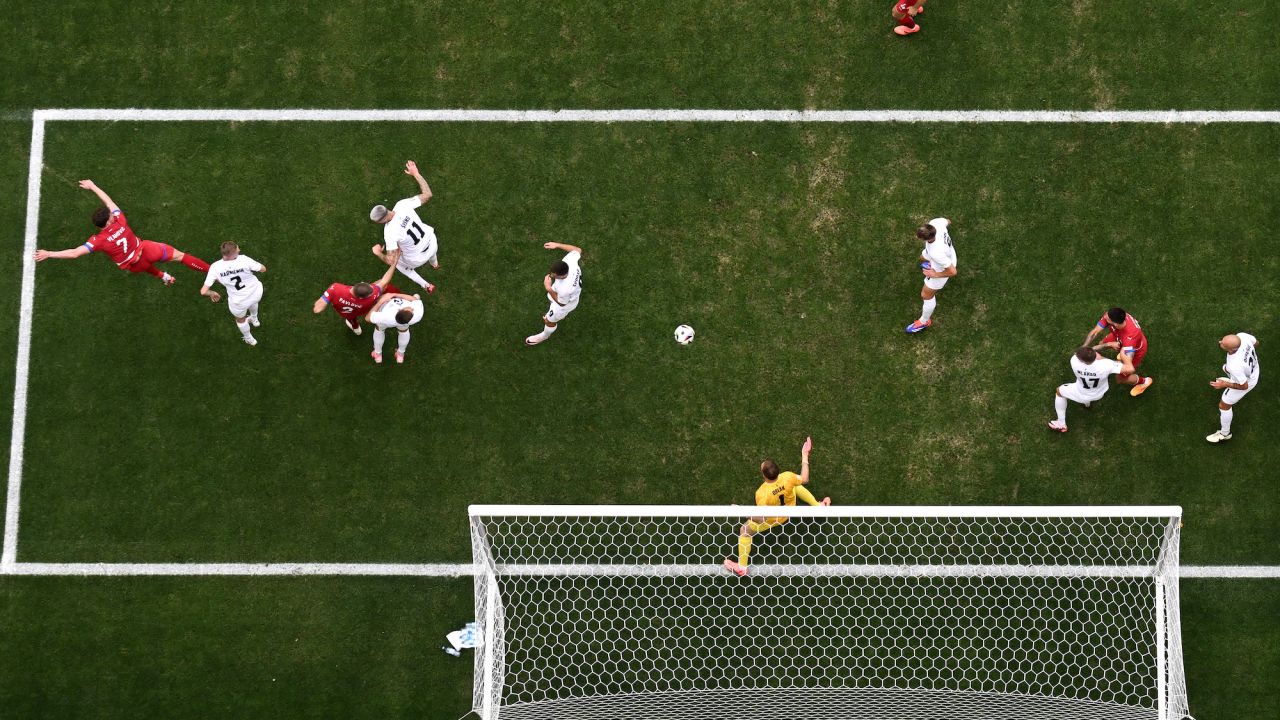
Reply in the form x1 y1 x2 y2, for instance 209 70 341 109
525 242 583 346
1207 332 1260 443
200 242 266 346
365 292 424 364
1048 346 1134 432
369 160 439 293
905 218 957 334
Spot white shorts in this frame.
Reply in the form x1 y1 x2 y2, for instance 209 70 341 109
1222 385 1255 406
545 299 579 323
924 276 950 291
228 285 263 318
1058 383 1104 405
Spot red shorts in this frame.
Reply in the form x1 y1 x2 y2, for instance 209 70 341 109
124 241 174 273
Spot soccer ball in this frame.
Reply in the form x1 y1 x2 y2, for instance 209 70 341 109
674 325 695 345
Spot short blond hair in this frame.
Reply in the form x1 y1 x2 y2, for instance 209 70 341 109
220 241 238 258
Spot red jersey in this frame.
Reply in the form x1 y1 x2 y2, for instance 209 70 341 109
1098 312 1148 356
322 283 384 318
84 210 143 268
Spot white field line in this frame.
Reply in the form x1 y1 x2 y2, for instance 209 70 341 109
8 108 1280 573
2 117 43 567
32 108 1280 124
0 562 1274 578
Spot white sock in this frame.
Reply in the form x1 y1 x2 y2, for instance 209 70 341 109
1054 395 1068 424
373 328 386 355
399 265 431 289
236 320 253 339
250 303 259 320
538 324 558 340
1220 408 1233 435
920 296 937 322
397 329 411 353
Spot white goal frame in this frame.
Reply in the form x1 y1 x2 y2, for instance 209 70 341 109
469 504 1190 720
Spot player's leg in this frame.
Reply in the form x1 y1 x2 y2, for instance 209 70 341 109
526 304 566 346
144 241 210 273
1127 349 1153 395
343 316 363 335
725 521 758 577
1208 390 1246 442
906 283 940 333
794 486 830 506
129 258 175 285
228 300 256 346
395 259 435 293
893 1 921 35
245 285 263 328
395 328 410 363
1049 386 1078 432
371 325 387 363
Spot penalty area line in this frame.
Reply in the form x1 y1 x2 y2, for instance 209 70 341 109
0 562 1275 578
2 116 44 568
31 109 1280 124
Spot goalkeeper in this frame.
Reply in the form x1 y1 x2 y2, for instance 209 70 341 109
724 436 830 577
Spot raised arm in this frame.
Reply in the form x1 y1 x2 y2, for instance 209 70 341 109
372 263 396 289
78 179 119 213
405 160 433 204
543 241 583 256
799 436 812 485
33 246 91 262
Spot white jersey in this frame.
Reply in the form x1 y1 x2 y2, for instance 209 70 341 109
1068 354 1124 402
1224 332 1260 386
204 255 264 304
369 296 424 330
385 196 435 264
549 251 583 306
922 218 956 273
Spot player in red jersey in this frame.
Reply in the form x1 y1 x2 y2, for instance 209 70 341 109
892 0 928 36
312 264 398 335
1083 306 1154 397
33 180 211 285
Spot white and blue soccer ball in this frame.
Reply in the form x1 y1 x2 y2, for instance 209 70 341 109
674 324 695 345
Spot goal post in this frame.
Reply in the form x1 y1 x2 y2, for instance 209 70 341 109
468 505 1191 720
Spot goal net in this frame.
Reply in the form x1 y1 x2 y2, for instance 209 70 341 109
468 505 1190 720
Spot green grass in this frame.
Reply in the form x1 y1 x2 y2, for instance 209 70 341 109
17 120 1280 565
1 1 1279 719
4 1 1280 112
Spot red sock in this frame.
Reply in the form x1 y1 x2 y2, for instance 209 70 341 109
898 16 917 28
180 254 210 272
345 318 359 330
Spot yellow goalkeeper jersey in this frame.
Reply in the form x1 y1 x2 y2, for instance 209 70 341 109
755 471 803 507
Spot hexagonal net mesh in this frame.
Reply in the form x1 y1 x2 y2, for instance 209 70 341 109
469 506 1190 720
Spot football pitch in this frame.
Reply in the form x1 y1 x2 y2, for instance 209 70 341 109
3 3 1280 719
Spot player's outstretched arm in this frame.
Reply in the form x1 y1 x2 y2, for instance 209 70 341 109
33 246 91 262
1118 351 1135 376
78 180 119 213
199 283 221 303
405 161 433 203
799 436 812 485
312 297 328 313
373 263 396 289
543 241 583 256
